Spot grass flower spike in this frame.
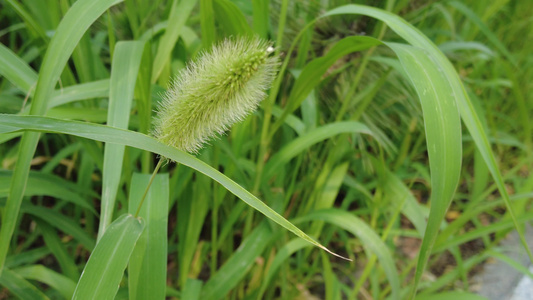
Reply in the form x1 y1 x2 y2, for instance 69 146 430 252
154 37 279 153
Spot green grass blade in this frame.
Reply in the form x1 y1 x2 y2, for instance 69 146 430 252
4 248 51 270
252 0 269 38
0 115 350 261
49 79 109 109
128 173 169 300
201 222 272 300
387 42 462 295
72 214 144 300
200 0 216 47
151 0 197 82
0 267 49 300
0 0 123 274
13 265 76 299
264 121 373 179
212 0 253 36
98 41 144 239
183 278 203 300
0 43 38 93
297 209 400 300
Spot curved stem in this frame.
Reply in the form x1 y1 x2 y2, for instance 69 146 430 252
134 158 164 218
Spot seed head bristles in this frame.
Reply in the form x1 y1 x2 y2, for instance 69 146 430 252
153 37 279 154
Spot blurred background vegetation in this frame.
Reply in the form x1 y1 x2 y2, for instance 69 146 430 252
0 0 532 299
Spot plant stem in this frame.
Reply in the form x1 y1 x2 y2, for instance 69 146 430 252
134 158 164 218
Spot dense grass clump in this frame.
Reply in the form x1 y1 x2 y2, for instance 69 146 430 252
0 0 532 299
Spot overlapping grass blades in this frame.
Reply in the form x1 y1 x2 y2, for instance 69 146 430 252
320 4 532 296
0 115 348 261
0 0 124 273
0 1 529 298
72 214 144 300
98 41 144 239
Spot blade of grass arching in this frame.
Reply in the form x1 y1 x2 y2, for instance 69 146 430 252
257 238 310 300
128 173 169 300
201 221 272 300
330 1 533 267
0 0 123 274
321 5 527 296
98 41 144 239
200 0 216 48
0 115 351 260
296 209 400 300
387 42 462 298
13 265 76 299
72 214 144 300
212 0 253 36
0 43 38 94
448 1 517 66
0 267 49 300
151 0 197 82
35 219 79 280
264 121 373 179
49 79 109 109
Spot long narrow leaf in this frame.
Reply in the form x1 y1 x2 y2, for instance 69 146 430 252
72 214 144 300
0 115 348 260
98 41 144 238
0 43 38 93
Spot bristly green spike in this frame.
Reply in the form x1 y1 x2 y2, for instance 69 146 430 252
154 37 279 154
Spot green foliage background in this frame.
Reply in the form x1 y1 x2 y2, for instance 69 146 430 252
0 0 532 299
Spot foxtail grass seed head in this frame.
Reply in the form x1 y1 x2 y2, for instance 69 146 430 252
154 37 279 154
